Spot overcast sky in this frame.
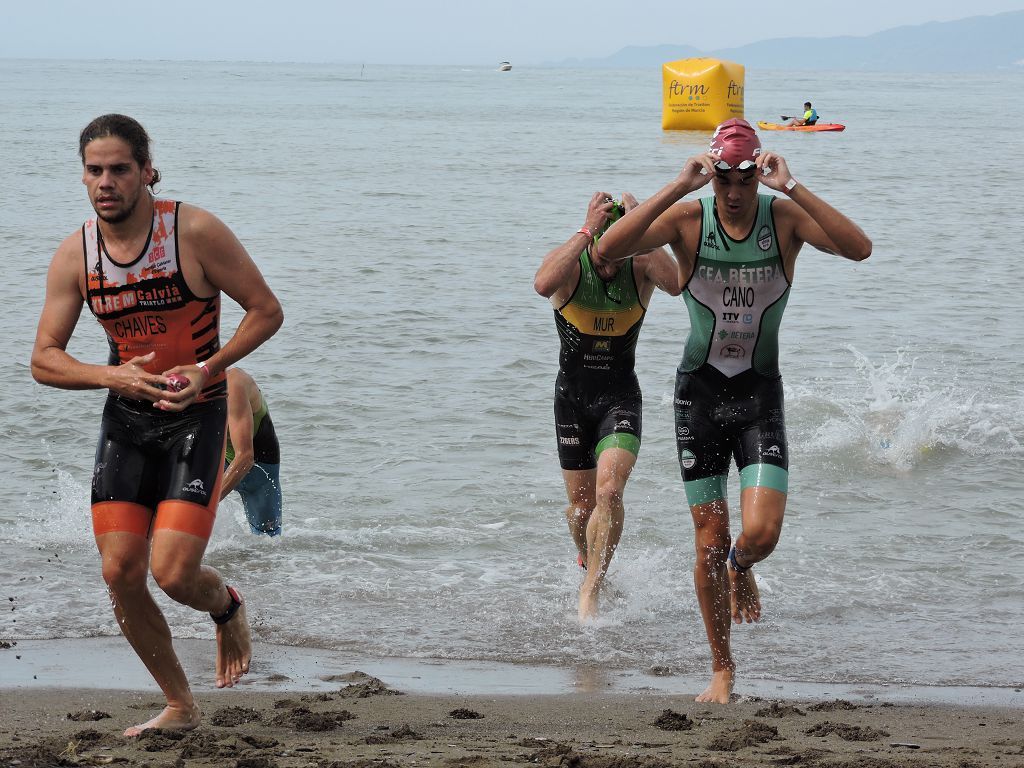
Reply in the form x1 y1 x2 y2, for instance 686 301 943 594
6 1 1023 66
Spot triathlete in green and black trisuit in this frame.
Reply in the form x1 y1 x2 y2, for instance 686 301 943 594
535 191 680 620
595 118 871 703
553 242 647 470
674 193 791 507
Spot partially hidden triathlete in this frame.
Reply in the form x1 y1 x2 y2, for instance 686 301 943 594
597 118 871 702
221 367 283 537
534 191 680 621
31 114 284 735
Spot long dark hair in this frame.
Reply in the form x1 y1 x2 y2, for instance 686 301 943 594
79 114 161 188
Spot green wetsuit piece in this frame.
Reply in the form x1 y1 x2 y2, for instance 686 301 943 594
552 248 646 463
554 249 646 375
681 194 791 379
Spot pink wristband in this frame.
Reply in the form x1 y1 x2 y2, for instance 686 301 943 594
577 226 593 238
196 360 211 381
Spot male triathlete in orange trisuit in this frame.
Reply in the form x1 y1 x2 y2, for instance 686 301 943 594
598 119 870 703
31 114 283 735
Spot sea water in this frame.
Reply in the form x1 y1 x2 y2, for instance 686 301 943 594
0 59 1021 690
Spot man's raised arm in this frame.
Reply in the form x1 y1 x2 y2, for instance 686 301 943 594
597 153 718 263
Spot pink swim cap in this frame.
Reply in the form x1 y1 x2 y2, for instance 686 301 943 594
709 119 761 167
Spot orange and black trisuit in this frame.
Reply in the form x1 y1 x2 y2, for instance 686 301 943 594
84 198 227 540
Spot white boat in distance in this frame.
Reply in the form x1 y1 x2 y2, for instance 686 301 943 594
498 61 512 71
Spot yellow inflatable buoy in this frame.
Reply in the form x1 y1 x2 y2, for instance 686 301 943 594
662 58 745 131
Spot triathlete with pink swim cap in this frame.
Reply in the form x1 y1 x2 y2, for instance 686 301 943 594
597 118 872 704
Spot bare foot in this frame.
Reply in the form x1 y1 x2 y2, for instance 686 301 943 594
215 592 251 688
695 668 734 704
578 580 599 622
124 703 200 737
729 566 761 624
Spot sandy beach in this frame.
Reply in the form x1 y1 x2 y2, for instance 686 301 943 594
3 639 1023 768
4 685 1023 768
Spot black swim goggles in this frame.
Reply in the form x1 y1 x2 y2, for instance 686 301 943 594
714 159 757 172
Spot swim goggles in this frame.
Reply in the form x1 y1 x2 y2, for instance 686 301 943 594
714 159 757 172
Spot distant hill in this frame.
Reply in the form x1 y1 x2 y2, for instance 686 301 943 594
546 11 1024 71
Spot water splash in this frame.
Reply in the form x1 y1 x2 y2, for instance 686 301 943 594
791 347 1022 474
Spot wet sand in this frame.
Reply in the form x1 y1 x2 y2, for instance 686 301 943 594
2 639 1023 767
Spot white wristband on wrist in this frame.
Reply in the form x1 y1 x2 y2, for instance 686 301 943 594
783 178 798 194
